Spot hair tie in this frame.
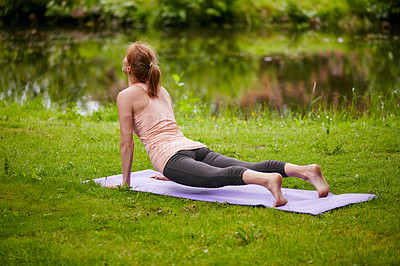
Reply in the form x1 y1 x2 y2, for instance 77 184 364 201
149 63 153 69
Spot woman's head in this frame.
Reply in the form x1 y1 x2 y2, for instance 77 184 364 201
124 41 161 98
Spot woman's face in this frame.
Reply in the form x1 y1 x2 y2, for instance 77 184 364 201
122 57 130 75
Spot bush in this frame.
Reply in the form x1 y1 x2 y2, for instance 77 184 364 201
317 3 349 27
0 0 49 26
366 0 400 27
45 0 141 27
284 1 311 24
1 0 398 29
155 0 237 27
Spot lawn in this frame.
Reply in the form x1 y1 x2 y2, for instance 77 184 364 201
0 100 399 264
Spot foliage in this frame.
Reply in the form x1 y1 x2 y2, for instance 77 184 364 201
317 1 349 27
366 0 400 22
284 1 312 24
0 0 49 26
156 0 237 27
1 0 398 29
345 0 400 29
45 0 141 27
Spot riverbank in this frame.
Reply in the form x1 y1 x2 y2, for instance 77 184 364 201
2 26 399 114
1 99 399 264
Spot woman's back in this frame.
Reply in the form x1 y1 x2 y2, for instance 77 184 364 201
132 83 205 173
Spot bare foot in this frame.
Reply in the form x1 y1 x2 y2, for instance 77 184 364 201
263 173 288 207
243 171 288 207
301 164 330 197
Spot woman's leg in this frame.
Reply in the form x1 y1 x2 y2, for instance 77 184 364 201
284 163 330 197
163 148 287 206
163 148 247 188
203 149 330 198
202 149 288 177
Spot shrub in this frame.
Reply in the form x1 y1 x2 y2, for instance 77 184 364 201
155 0 237 27
0 0 49 26
366 0 400 27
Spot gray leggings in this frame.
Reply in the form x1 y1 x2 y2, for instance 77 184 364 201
163 147 287 188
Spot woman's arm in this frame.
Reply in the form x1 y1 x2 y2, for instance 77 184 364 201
117 91 134 187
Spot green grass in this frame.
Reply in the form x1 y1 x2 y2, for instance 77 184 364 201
1 97 399 264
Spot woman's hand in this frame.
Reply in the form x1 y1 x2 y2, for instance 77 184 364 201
104 183 131 190
105 184 120 188
104 173 170 189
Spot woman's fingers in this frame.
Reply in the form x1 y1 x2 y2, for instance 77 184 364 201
105 184 119 188
104 174 171 188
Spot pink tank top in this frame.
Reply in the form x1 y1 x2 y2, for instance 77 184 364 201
133 83 206 173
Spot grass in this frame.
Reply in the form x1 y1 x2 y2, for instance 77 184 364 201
0 94 399 264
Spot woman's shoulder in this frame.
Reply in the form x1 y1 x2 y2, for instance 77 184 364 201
118 84 147 99
117 84 149 113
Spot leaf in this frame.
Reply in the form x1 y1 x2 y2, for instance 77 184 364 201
172 74 180 82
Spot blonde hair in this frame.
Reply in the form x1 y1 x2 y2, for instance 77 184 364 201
126 41 161 98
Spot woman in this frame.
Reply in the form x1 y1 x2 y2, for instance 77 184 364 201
114 41 330 207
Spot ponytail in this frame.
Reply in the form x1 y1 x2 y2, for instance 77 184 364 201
126 41 161 98
147 64 161 98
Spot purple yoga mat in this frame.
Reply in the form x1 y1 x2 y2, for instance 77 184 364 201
91 169 376 215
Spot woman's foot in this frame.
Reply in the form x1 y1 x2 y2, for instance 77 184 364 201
263 173 288 207
243 171 287 207
300 164 330 197
285 163 330 197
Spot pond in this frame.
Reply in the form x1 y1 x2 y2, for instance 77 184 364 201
0 27 399 113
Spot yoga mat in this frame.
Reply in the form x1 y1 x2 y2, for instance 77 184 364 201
90 169 376 215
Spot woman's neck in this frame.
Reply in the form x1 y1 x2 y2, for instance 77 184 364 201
128 76 138 86
130 80 147 87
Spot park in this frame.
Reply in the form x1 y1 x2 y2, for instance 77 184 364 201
1 0 399 264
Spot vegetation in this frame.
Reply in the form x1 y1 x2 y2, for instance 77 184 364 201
1 0 399 30
0 90 399 264
1 1 399 263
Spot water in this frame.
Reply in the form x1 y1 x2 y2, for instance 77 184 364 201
1 27 399 113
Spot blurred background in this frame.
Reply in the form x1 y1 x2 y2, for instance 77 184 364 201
0 0 399 113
